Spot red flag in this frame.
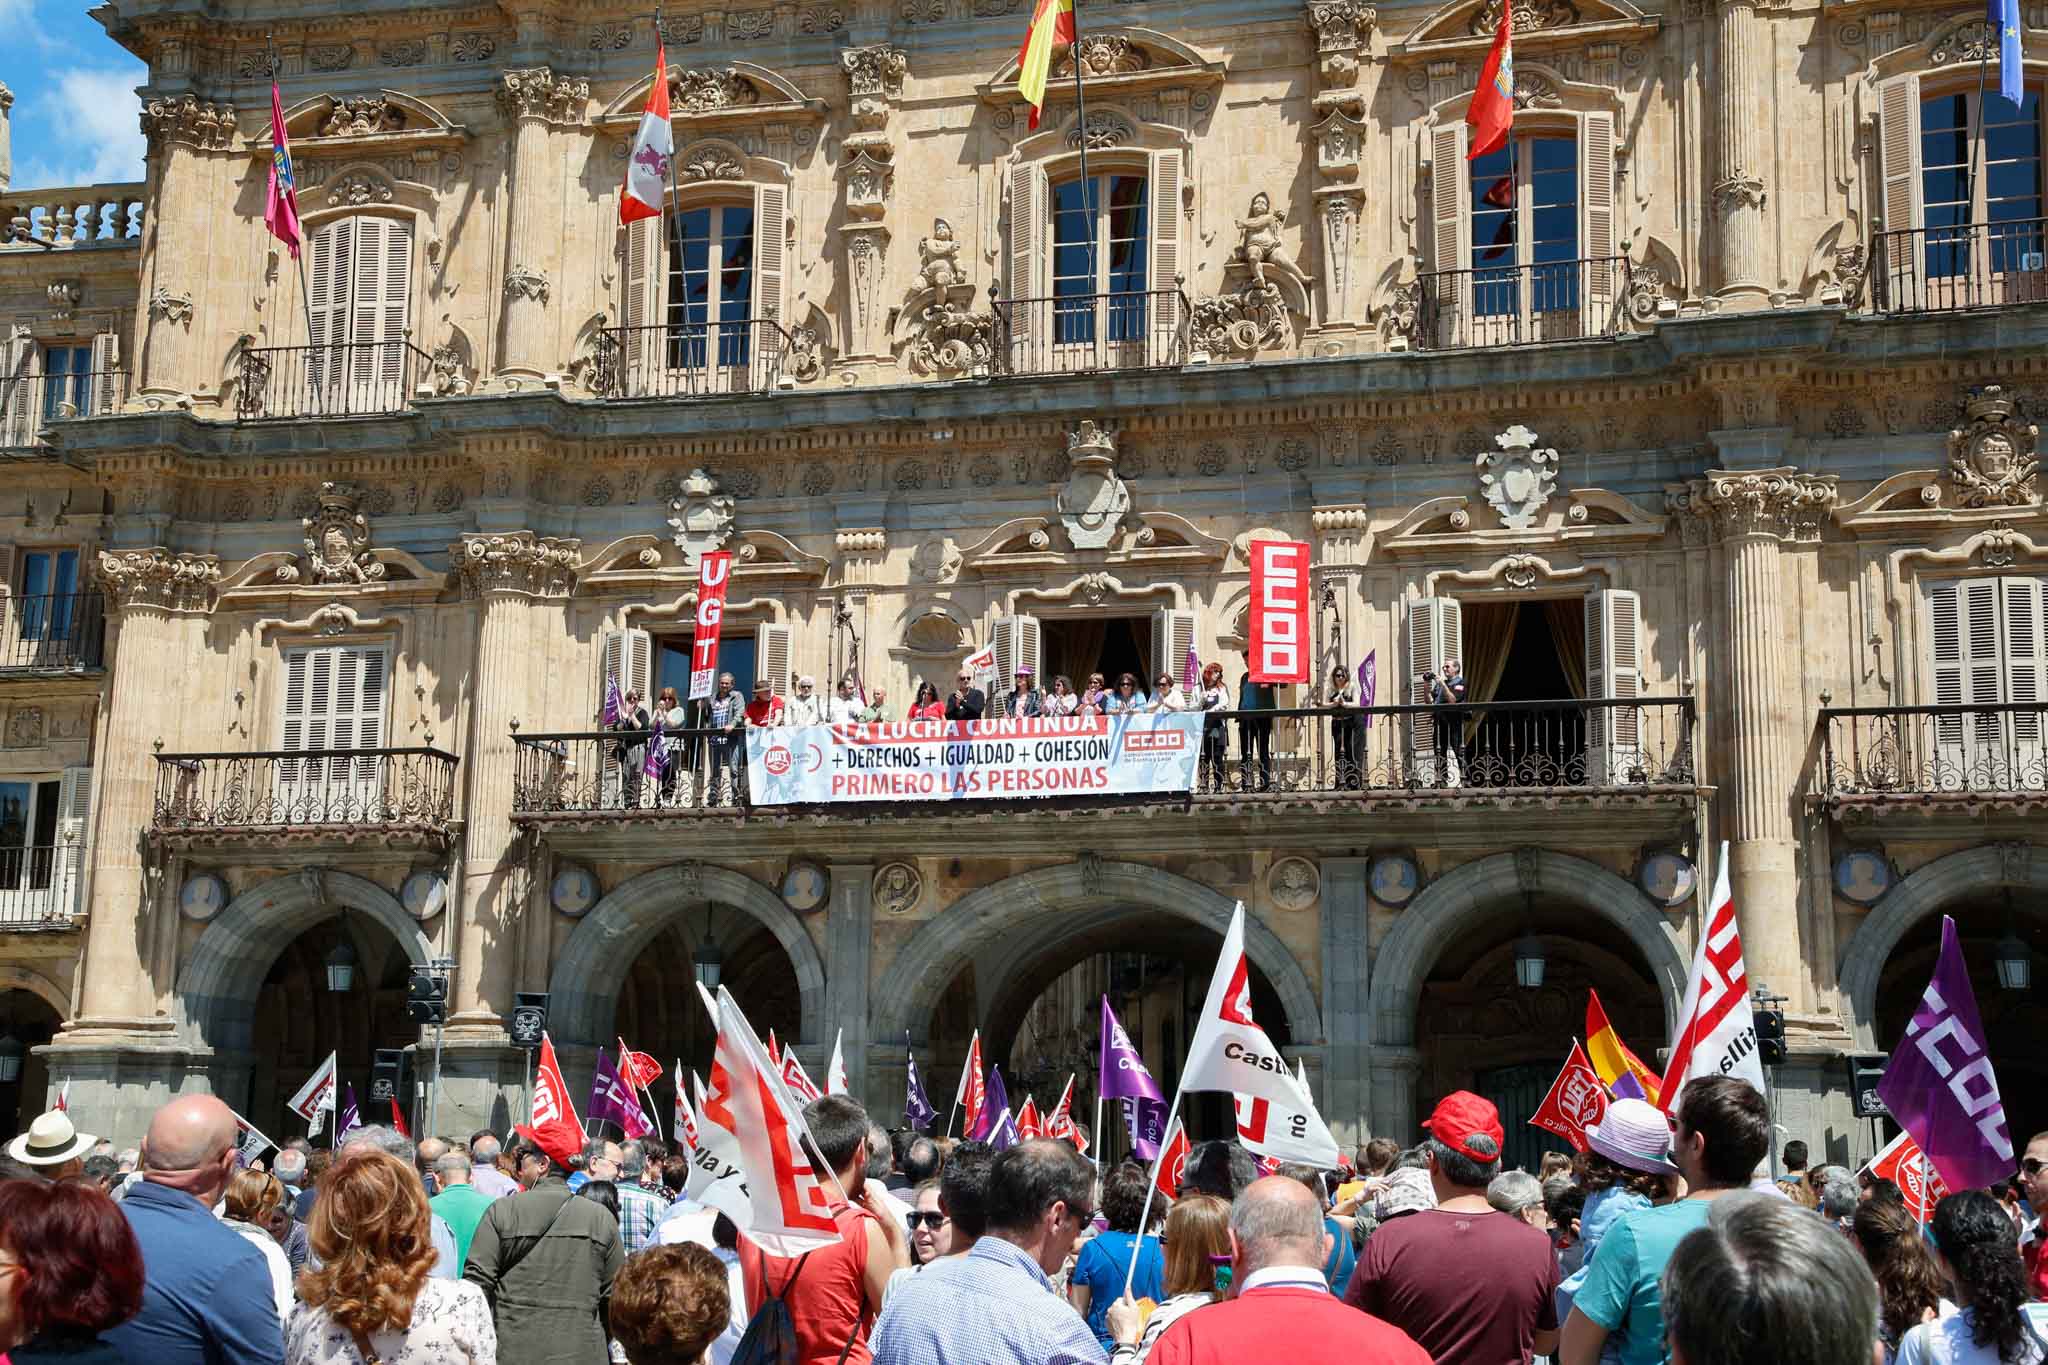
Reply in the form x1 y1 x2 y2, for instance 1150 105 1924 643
517 1033 586 1168
620 44 674 224
618 1042 664 1091
767 1029 782 1067
1865 1130 1951 1224
264 81 303 259
389 1098 410 1139
1466 0 1515 160
1043 1076 1086 1153
1151 1118 1190 1202
957 1032 987 1136
1529 1041 1610 1152
1016 1096 1042 1140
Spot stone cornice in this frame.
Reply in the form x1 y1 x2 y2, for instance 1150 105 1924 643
94 548 222 614
141 94 239 151
1667 467 1838 543
451 531 580 599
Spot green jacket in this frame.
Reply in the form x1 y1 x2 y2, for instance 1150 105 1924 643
463 1177 624 1365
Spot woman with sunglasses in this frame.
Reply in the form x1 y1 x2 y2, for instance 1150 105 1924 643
886 1180 953 1302
909 680 944 721
1103 1193 1232 1364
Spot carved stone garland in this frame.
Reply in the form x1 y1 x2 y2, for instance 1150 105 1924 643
1306 0 1372 326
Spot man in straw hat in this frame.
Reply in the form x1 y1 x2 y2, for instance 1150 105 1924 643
5 1106 97 1179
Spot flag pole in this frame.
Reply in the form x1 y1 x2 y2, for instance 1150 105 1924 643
1122 1086 1185 1299
1066 12 1100 336
1090 1091 1102 1173
267 38 318 354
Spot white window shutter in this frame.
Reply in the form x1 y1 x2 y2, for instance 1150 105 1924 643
599 628 655 713
1581 113 1616 311
621 217 658 392
1 332 39 448
1007 161 1049 350
89 331 121 415
351 646 390 788
990 615 1041 688
308 217 353 350
1930 581 1965 752
1931 579 2003 773
1585 590 1643 783
344 217 412 396
1429 123 1470 346
58 764 90 916
754 623 792 696
1406 597 1462 781
752 183 788 333
1151 609 1197 689
1149 150 1183 351
0 544 15 649
1879 77 1923 283
2002 578 2044 766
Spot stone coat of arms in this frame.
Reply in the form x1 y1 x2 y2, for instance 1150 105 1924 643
1949 386 2040 508
667 468 737 565
299 481 384 584
1477 424 1560 531
1057 421 1132 550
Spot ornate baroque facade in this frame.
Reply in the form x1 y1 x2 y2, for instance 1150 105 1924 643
0 0 2045 1155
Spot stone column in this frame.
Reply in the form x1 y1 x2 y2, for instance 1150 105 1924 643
0 82 13 191
439 532 580 1127
1711 0 1770 306
51 550 221 1137
1320 857 1371 1147
1367 1045 1422 1142
825 861 873 1103
136 95 237 402
1671 463 1836 1009
494 70 587 383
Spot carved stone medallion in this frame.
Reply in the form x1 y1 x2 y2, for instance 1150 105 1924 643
1948 385 2040 508
666 468 737 565
1268 856 1320 910
1056 421 1133 549
1476 424 1560 530
873 861 922 914
300 481 385 585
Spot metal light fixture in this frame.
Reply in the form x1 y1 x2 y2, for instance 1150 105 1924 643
1996 891 2032 993
1514 934 1547 989
694 927 724 990
324 939 358 993
0 1034 21 1083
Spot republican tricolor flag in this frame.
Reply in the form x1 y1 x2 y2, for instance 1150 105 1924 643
1015 0 1077 131
1465 0 1515 160
621 45 674 224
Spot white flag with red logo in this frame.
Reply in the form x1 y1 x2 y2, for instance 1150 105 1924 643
780 1048 823 1105
674 1058 701 1151
287 1052 338 1133
827 1029 849 1097
1864 1129 1950 1224
1151 1116 1190 1202
620 45 673 223
1182 902 1339 1165
956 1030 987 1134
1043 1076 1086 1153
684 987 844 1256
1658 844 1766 1111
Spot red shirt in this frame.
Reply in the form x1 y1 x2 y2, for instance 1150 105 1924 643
1345 1208 1559 1364
2025 1227 2048 1300
1147 1285 1429 1365
909 701 943 720
743 1202 877 1365
744 697 784 727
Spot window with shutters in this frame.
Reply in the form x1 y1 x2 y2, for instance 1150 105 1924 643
1051 174 1151 351
1927 576 2047 780
278 644 391 813
666 203 757 382
39 346 90 423
304 215 415 412
16 550 80 645
619 180 787 396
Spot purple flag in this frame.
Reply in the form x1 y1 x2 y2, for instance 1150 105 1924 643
643 727 664 780
1099 997 1164 1103
1125 1096 1168 1162
905 1043 937 1130
1876 915 2014 1193
1358 650 1377 730
1183 646 1199 694
336 1083 362 1144
588 1048 641 1134
602 675 624 727
972 1065 1015 1146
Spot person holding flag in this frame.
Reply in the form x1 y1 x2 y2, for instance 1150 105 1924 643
1067 1160 1166 1351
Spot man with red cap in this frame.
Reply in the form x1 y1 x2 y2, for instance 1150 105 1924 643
1344 1091 1561 1363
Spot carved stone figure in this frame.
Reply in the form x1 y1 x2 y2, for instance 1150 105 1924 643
1233 193 1307 288
302 482 385 585
667 468 738 564
1948 385 2040 508
1057 421 1132 550
916 219 963 292
1477 424 1560 530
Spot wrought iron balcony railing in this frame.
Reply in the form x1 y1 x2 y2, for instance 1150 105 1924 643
1412 256 1631 351
1871 217 2048 314
511 697 1696 817
1816 703 2048 803
0 842 86 931
235 338 435 420
0 591 105 671
152 748 460 836
992 287 1190 376
0 370 131 450
593 319 791 399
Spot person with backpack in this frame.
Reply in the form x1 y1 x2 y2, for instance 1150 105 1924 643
737 1095 908 1365
463 1123 625 1365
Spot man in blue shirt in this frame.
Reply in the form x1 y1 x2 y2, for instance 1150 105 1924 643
104 1094 286 1365
871 1138 1106 1365
1558 1076 1773 1365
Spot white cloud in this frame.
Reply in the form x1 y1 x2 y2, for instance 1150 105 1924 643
14 67 146 188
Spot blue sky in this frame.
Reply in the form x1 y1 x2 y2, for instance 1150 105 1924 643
5 0 149 190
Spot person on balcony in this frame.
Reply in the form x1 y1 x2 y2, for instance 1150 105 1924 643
945 668 986 721
1082 672 1109 714
859 685 893 723
1320 664 1361 790
706 675 746 806
1105 673 1148 715
654 687 690 806
909 681 944 722
1237 660 1276 792
1425 658 1467 786
610 689 651 809
786 675 824 728
829 675 866 725
1198 663 1230 792
1044 676 1079 717
1150 672 1187 713
1002 666 1043 719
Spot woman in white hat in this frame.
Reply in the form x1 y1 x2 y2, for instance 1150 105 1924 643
1555 1098 1680 1339
5 1108 98 1181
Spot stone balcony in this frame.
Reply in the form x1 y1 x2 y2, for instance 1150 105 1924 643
149 746 461 854
1812 703 2048 832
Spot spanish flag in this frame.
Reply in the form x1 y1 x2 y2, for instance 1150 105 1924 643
1586 988 1662 1105
1016 0 1077 130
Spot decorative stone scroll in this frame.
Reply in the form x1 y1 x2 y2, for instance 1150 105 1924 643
1189 281 1293 361
1948 385 2040 508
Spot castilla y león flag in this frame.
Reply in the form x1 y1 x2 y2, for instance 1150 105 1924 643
686 986 844 1256
1183 902 1339 1166
1530 1040 1610 1152
620 44 674 223
1658 844 1765 1111
1466 0 1515 160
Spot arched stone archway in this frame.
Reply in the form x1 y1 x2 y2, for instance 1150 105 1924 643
1837 843 2048 1048
871 860 1323 1046
177 869 430 1054
549 863 828 1048
0 965 68 1019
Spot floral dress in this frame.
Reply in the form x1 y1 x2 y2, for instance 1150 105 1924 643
286 1278 497 1365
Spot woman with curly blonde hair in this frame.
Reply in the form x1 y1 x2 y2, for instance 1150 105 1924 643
288 1148 496 1365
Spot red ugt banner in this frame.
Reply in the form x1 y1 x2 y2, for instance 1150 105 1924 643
688 551 734 700
1249 539 1311 684
1529 1040 1609 1153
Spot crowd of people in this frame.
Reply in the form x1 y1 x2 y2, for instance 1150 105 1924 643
8 1075 2043 1365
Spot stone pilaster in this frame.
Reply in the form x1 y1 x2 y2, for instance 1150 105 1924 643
1306 1 1373 329
1320 857 1371 1146
1711 0 1770 306
826 860 874 1102
135 96 236 403
1669 466 1836 1008
0 82 13 191
840 45 904 363
494 69 588 382
1367 1044 1421 1141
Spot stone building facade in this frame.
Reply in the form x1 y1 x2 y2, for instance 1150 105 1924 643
0 0 2042 1161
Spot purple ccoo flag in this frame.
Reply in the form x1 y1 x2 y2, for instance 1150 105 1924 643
1183 646 1200 694
1099 996 1164 1103
905 1042 937 1130
336 1082 362 1144
1125 1096 1169 1162
972 1065 1020 1149
588 1048 645 1136
602 675 624 727
1358 650 1377 729
1876 915 2015 1193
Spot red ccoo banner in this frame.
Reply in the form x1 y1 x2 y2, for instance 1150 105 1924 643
1248 539 1311 684
688 551 734 700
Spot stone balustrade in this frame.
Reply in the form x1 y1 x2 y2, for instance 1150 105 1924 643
0 185 146 248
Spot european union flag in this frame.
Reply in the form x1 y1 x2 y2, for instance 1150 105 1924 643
1992 0 2023 110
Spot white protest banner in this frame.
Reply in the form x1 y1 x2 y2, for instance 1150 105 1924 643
746 713 1202 805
